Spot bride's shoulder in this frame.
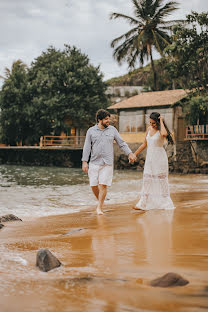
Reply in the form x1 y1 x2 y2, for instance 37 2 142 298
146 126 151 135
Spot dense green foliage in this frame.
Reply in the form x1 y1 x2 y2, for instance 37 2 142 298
165 11 208 93
0 46 108 145
110 0 180 90
165 12 208 125
0 60 29 145
183 96 208 125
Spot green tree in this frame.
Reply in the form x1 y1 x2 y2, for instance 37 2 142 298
165 12 208 125
183 96 208 125
110 0 180 90
27 45 108 143
0 60 29 145
0 46 108 145
165 11 208 93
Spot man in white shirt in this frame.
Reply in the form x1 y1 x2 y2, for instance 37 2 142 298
82 109 136 215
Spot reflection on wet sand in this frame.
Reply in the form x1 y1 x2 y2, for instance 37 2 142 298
92 216 118 273
136 210 174 269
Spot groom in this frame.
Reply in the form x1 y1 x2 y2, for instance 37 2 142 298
82 109 136 215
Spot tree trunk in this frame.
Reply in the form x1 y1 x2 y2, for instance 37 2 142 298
150 47 157 91
172 79 176 90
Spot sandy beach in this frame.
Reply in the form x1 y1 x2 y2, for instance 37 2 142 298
0 188 208 312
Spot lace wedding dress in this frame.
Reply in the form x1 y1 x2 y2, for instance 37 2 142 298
136 130 175 210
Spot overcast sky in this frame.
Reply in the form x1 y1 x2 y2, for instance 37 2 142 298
0 0 207 82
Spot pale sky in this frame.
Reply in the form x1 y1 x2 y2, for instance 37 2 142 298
0 0 207 82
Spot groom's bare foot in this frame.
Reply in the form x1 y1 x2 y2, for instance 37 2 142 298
96 207 104 215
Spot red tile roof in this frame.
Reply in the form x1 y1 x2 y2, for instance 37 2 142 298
108 89 188 110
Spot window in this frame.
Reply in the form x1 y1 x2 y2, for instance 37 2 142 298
119 110 144 132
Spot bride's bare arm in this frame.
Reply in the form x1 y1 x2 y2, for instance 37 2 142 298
134 129 148 157
134 141 147 157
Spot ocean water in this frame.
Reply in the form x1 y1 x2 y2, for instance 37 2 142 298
0 164 207 218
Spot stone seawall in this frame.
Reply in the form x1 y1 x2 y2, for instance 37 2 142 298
0 147 82 168
0 141 207 173
191 141 208 164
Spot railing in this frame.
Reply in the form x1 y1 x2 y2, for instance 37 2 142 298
185 124 208 140
40 136 85 148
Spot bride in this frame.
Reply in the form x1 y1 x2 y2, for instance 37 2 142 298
133 112 175 211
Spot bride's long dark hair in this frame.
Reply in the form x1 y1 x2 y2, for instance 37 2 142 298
150 112 174 144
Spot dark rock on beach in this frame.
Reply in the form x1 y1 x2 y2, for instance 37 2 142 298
150 272 189 288
0 214 22 222
0 223 4 229
36 249 62 272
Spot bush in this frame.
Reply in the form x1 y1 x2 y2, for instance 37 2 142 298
124 90 130 97
131 89 138 96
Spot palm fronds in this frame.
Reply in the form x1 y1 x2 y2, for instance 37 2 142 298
110 0 181 89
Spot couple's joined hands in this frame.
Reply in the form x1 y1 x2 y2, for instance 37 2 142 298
128 152 137 163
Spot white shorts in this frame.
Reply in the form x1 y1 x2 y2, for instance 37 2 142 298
88 163 113 187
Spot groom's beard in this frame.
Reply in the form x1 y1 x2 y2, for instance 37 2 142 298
101 121 109 128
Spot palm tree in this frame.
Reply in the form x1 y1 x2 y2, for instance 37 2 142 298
110 0 180 90
0 59 27 80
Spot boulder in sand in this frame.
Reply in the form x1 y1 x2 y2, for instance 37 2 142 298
0 214 22 222
36 249 62 272
0 223 4 229
150 272 189 287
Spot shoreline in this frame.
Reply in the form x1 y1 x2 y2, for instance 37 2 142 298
0 190 208 311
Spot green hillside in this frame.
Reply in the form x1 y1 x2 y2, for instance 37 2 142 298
106 63 152 87
106 59 180 91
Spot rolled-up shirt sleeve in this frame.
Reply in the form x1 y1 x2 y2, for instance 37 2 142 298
114 128 132 156
81 129 91 162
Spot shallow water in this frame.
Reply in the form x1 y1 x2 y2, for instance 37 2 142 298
0 164 208 217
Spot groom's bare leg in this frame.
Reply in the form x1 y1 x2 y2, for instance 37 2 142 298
96 184 107 215
91 186 99 199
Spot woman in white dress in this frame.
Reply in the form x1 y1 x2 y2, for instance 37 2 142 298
133 112 175 211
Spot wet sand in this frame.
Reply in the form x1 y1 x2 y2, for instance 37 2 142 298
0 190 208 312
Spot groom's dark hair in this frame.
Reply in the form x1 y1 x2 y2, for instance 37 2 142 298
96 109 110 122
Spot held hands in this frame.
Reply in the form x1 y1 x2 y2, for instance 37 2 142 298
82 161 88 173
128 152 137 163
